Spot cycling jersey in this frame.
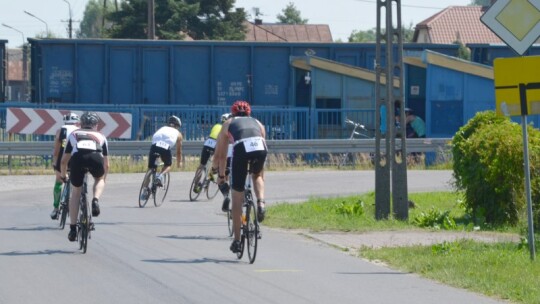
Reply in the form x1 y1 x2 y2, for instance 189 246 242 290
64 129 108 187
227 117 267 192
152 126 181 150
54 124 79 171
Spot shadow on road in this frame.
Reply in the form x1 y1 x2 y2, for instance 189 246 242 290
0 249 74 256
142 257 238 264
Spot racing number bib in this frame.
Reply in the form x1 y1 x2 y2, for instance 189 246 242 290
204 138 217 149
156 141 170 150
77 140 97 151
243 137 265 153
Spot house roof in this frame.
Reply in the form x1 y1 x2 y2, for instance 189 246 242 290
244 21 333 42
413 6 502 45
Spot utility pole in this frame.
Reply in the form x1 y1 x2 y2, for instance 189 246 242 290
374 0 408 220
63 0 73 38
148 0 156 40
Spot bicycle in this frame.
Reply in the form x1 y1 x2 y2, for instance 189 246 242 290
234 170 260 264
339 118 371 168
189 155 219 202
58 175 71 230
77 174 92 254
138 153 170 208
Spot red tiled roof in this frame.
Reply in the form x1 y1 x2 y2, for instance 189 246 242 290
244 21 333 42
413 6 502 44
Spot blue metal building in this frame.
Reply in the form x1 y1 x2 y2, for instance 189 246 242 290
28 38 458 106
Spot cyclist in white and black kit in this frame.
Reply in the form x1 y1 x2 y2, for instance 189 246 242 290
214 100 267 254
146 116 183 188
60 112 109 242
50 112 80 220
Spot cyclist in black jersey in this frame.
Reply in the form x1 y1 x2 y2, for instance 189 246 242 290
214 100 267 254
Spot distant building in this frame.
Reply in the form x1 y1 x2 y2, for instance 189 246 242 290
243 20 333 42
6 48 27 101
413 5 502 45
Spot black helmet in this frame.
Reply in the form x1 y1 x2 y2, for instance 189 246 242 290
168 115 181 128
63 112 80 125
80 111 99 129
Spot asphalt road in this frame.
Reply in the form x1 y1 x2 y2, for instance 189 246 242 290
0 171 505 304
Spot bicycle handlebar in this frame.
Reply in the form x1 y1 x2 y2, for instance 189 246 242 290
345 118 366 130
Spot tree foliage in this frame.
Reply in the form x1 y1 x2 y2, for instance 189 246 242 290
452 111 540 227
276 2 308 24
469 0 492 6
104 0 247 40
78 0 116 38
348 24 414 43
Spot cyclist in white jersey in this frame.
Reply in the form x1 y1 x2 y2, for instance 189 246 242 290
147 116 183 187
50 113 80 220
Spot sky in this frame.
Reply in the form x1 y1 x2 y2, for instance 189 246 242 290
0 0 474 48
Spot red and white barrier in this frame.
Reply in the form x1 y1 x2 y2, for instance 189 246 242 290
6 108 132 139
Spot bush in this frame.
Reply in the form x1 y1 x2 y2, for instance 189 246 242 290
452 111 540 227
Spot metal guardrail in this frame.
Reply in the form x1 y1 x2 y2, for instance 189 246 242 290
0 138 452 156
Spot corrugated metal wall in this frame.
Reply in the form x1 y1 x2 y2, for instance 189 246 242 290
29 39 459 106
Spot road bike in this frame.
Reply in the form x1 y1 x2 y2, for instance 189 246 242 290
77 174 92 254
234 171 260 264
58 176 71 230
339 118 371 168
189 155 219 201
138 153 170 208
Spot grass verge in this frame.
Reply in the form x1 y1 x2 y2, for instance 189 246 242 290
265 191 540 303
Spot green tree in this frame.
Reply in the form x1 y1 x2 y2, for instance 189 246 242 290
348 24 414 43
106 0 247 41
469 0 491 5
78 0 116 38
276 2 308 24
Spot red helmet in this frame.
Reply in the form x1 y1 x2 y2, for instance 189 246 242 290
231 100 251 117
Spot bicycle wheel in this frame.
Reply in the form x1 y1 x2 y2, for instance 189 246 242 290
205 174 219 200
189 168 204 201
78 201 88 253
154 172 170 207
138 170 153 208
227 204 233 237
246 199 258 264
59 183 70 229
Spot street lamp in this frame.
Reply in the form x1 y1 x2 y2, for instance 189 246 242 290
2 23 28 101
24 10 49 37
63 0 73 38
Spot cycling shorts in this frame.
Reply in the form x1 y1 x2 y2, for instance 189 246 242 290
200 145 215 166
70 151 105 187
230 143 267 192
148 144 172 169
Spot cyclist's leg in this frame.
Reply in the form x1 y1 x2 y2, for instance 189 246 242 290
51 170 63 219
68 157 84 241
199 145 212 170
158 148 173 176
250 150 268 221
230 146 249 249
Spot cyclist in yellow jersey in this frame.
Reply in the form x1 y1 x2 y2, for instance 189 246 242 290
198 113 232 171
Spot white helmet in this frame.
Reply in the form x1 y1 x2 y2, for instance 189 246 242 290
221 113 232 123
63 112 80 125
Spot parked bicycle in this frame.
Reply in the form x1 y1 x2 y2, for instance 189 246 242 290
234 171 260 264
76 174 92 254
57 175 71 230
339 118 371 168
189 155 219 201
138 153 170 208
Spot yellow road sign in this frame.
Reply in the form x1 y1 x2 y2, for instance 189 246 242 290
494 56 540 116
